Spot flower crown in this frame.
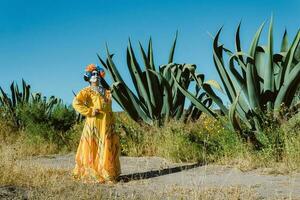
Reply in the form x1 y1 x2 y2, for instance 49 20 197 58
84 64 105 78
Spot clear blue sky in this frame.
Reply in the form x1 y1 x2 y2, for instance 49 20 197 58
0 0 299 111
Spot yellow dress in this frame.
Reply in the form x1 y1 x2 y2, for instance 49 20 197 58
72 86 121 183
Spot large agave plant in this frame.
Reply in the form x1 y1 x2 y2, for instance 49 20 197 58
98 34 214 126
211 18 300 145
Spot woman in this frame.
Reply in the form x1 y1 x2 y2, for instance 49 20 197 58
72 64 121 184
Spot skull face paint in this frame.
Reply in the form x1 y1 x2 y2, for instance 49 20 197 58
83 64 105 84
90 70 99 83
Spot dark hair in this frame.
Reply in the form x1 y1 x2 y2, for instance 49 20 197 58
83 75 90 82
99 77 110 90
83 75 110 90
83 71 92 82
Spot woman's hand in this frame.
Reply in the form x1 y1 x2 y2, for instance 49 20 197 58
92 108 101 117
106 90 112 101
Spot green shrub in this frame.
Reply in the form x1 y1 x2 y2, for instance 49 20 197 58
115 113 243 163
14 102 77 149
281 113 300 169
49 104 77 132
16 102 49 126
155 121 208 162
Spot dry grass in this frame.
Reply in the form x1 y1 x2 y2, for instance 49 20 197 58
1 112 300 199
0 142 261 200
165 185 259 200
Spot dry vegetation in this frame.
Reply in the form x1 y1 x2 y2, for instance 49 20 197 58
1 112 300 199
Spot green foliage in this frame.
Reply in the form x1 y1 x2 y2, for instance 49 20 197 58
115 112 243 163
0 80 31 126
244 113 300 169
49 103 77 132
0 80 78 148
15 100 77 148
98 34 214 126
210 18 300 147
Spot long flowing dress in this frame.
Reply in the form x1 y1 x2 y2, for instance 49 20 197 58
72 86 121 183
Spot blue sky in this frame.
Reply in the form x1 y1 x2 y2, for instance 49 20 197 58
0 0 299 111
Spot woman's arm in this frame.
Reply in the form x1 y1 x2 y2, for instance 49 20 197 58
72 89 94 117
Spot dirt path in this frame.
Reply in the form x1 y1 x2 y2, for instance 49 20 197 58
2 153 300 199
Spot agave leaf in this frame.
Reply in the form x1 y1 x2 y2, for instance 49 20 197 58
295 42 300 62
281 29 289 52
112 82 153 125
229 91 242 131
275 62 300 109
213 28 237 102
247 23 265 111
148 69 172 121
111 82 142 122
105 45 125 83
15 83 22 105
190 71 228 115
139 43 162 116
246 62 261 112
254 46 266 93
283 30 300 81
159 78 172 119
168 31 178 64
208 30 234 57
147 69 163 116
22 79 26 102
173 64 196 119
97 54 108 70
249 22 265 57
0 87 12 109
203 84 228 115
10 82 16 107
139 42 150 69
162 63 175 82
264 16 275 111
127 40 153 118
0 96 4 107
228 55 247 98
138 42 162 116
235 22 247 78
147 38 155 71
22 79 30 103
171 73 216 118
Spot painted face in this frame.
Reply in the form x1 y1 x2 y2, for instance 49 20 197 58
83 64 105 83
90 70 99 83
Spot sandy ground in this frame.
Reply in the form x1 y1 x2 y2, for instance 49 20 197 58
1 153 300 199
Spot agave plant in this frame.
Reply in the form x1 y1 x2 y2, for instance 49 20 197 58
0 79 31 126
0 79 30 110
211 18 300 146
98 34 215 126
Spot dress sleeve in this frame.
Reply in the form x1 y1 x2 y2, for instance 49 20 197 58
106 89 116 122
72 89 93 117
